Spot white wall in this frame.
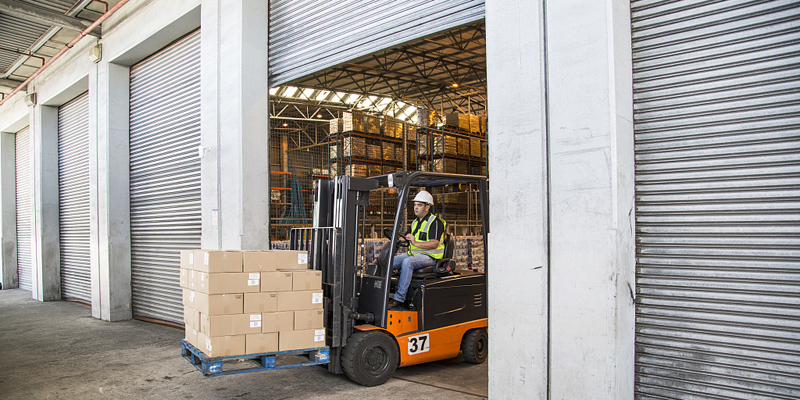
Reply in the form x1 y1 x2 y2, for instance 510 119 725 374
486 0 635 398
0 95 29 291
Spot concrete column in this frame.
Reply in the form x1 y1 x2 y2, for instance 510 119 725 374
88 61 132 321
200 0 269 250
485 0 550 398
546 0 635 397
30 104 60 301
0 131 17 289
486 0 634 398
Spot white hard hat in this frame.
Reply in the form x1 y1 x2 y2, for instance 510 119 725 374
412 190 434 205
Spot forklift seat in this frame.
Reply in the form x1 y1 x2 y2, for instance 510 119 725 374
412 233 456 280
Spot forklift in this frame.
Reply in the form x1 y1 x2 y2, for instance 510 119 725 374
294 171 489 386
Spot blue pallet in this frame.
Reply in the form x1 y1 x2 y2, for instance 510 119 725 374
180 339 330 376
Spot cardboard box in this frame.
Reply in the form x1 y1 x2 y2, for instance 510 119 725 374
197 332 246 358
261 311 294 333
292 270 322 291
184 305 200 329
279 329 325 351
195 272 260 294
294 309 324 330
244 292 277 313
261 271 293 292
246 333 279 354
201 313 264 336
277 290 323 311
243 251 277 273
179 268 193 289
183 290 244 315
185 325 199 348
267 250 308 270
193 250 243 273
180 250 195 270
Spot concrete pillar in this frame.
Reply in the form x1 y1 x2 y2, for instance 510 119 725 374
88 61 132 321
30 104 60 301
486 0 634 398
200 0 269 250
485 1 549 397
0 131 17 289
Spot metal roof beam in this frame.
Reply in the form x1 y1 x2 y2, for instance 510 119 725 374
0 0 100 37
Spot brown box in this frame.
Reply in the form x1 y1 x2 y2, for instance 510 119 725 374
267 250 309 270
261 271 293 292
277 290 323 311
246 333 278 354
243 251 277 273
193 250 243 273
179 268 194 289
244 292 277 313
201 313 264 336
294 309 324 330
180 250 194 270
261 311 294 333
183 290 244 315
279 329 326 351
185 325 199 348
292 270 322 291
197 331 245 357
184 305 200 329
195 272 260 294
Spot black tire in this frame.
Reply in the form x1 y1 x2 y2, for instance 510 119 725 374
341 331 399 386
461 328 488 364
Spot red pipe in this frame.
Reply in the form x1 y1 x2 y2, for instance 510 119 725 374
0 0 131 107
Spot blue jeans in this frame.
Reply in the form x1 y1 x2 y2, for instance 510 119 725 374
392 253 436 302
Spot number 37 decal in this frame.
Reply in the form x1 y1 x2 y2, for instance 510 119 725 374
407 333 430 355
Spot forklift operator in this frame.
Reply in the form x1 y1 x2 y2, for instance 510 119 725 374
389 190 446 308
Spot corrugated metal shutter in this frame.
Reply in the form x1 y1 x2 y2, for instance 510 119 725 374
632 1 800 399
129 30 201 324
15 126 32 291
269 0 485 85
58 92 91 302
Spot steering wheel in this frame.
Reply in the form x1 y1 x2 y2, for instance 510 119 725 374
383 228 410 248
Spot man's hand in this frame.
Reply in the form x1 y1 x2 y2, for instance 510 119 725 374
404 233 415 243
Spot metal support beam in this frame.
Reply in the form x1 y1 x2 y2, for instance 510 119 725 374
0 0 100 37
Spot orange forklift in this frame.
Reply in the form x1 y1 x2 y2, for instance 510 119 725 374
297 171 489 386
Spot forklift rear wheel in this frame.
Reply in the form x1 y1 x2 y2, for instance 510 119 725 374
342 331 399 386
461 328 488 364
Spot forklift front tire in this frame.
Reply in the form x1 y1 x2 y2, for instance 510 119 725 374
461 328 488 364
342 331 399 386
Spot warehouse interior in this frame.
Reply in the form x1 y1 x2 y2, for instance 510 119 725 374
1 0 799 398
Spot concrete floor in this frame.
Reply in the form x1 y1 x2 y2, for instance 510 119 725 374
0 289 487 399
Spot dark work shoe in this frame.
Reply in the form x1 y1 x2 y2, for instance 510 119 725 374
388 299 404 309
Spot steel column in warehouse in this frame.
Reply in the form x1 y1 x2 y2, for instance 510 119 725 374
15 126 32 291
632 1 800 398
129 30 201 324
269 0 484 86
58 93 91 302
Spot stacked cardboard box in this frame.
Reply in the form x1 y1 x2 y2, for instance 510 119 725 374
433 158 458 174
470 138 482 158
367 144 381 160
385 118 404 138
382 144 395 161
417 107 437 127
469 115 481 134
181 249 324 358
457 138 470 156
365 116 381 135
341 136 366 158
433 135 458 155
446 113 471 131
342 111 364 132
367 165 382 178
329 118 342 134
329 144 338 160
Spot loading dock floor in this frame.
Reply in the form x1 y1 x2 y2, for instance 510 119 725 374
0 289 487 399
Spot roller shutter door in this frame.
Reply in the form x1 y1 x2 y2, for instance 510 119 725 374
632 1 800 398
269 0 484 85
129 30 201 324
58 92 91 302
15 126 32 291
